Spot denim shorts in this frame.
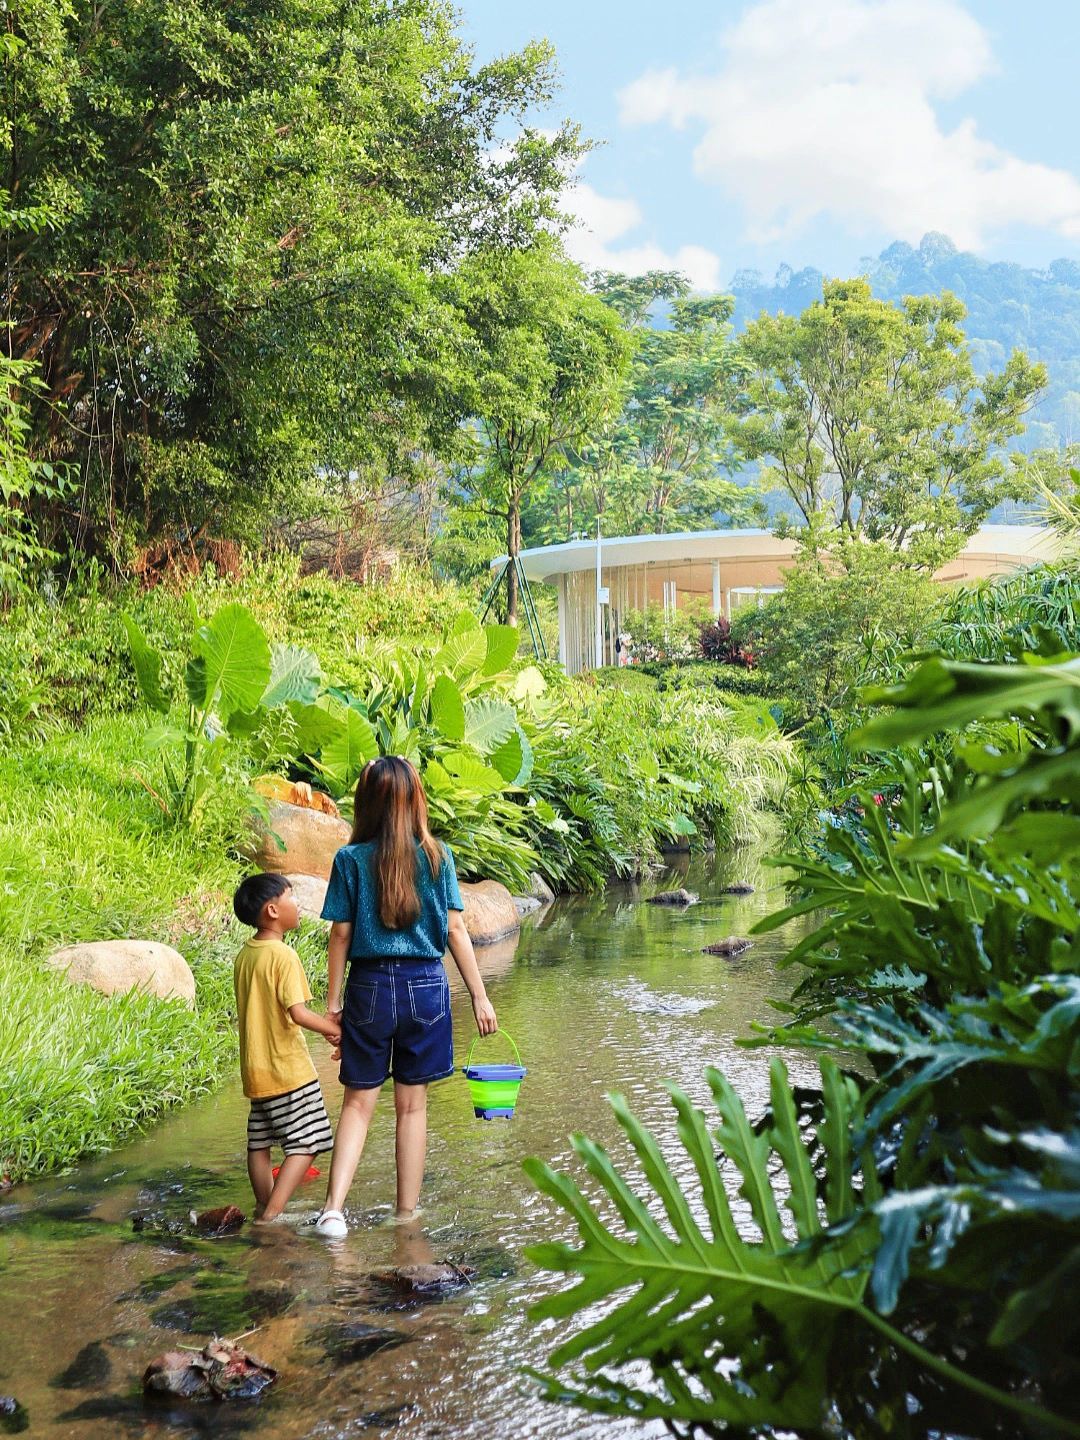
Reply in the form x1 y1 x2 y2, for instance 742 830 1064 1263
339 959 453 1089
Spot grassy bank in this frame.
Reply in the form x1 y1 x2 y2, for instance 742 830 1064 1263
0 712 332 1182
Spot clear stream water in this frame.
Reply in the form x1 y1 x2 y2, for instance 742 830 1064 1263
0 847 818 1440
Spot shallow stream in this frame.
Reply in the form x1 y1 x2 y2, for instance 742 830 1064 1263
0 848 817 1439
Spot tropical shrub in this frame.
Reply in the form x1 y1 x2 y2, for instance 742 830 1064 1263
123 602 320 827
0 355 71 597
697 615 753 667
525 649 1080 1437
932 563 1079 662
731 537 941 726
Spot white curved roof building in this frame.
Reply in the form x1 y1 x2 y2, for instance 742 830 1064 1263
496 524 1059 673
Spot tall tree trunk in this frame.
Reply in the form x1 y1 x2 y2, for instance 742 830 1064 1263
506 500 521 624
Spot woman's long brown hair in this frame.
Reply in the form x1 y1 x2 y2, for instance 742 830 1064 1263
349 757 443 929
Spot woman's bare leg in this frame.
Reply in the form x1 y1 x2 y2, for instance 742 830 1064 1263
323 1085 381 1213
393 1082 428 1217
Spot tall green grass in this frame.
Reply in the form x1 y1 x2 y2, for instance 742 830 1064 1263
0 715 326 1183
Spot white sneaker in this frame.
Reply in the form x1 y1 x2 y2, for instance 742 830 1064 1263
312 1208 348 1238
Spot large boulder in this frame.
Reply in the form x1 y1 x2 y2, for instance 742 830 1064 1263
46 940 196 1007
460 880 521 946
285 873 330 922
249 801 351 880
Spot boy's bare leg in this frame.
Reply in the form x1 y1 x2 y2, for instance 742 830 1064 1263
257 1152 316 1222
248 1148 274 1219
394 1082 428 1217
323 1085 381 1214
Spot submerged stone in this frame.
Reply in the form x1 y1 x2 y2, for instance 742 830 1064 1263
51 1341 112 1390
646 888 698 907
380 1262 477 1297
151 1275 293 1335
0 1397 28 1436
143 1338 277 1402
191 1205 245 1236
702 937 753 958
315 1321 411 1366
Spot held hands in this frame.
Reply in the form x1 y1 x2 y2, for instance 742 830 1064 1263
472 992 497 1036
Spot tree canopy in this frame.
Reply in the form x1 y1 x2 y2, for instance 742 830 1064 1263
736 279 1045 567
453 242 629 620
4 0 583 562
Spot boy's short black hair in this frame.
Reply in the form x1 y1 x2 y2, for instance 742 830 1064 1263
233 873 293 928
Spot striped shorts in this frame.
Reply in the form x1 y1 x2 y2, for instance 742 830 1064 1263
246 1077 334 1156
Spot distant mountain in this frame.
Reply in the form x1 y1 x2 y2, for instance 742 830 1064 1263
728 232 1080 453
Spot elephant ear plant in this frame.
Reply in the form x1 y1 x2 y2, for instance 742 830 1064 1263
123 603 319 826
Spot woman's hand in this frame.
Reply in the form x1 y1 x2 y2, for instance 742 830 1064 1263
471 992 497 1036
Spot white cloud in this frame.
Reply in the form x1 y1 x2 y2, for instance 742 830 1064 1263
617 0 1080 251
563 178 723 292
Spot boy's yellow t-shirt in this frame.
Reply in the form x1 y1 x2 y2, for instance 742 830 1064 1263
233 938 317 1099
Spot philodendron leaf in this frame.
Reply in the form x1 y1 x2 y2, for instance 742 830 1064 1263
482 623 520 675
858 655 1080 750
522 1061 874 1432
122 614 170 714
261 643 321 709
430 674 466 741
451 610 480 635
464 698 516 753
193 603 271 717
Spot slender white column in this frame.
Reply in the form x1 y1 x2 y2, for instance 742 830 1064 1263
712 560 722 618
594 517 604 670
557 573 568 669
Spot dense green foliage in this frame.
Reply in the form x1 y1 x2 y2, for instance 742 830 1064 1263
5 0 581 561
737 279 1045 566
454 243 630 620
527 644 1080 1438
524 274 763 544
730 230 1080 454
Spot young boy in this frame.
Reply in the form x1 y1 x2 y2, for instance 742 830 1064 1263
232 873 339 1224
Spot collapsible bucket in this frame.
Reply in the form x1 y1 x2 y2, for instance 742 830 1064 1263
462 1030 526 1120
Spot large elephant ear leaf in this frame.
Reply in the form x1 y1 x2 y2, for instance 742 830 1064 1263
122 614 170 714
441 751 506 795
492 725 534 786
193 603 271 717
430 674 465 741
261 643 321 709
320 709 379 790
433 628 487 679
464 698 516 754
482 624 520 675
290 701 345 756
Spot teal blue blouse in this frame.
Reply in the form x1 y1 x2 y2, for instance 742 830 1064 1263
320 840 464 961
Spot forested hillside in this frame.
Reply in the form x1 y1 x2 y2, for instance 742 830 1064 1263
729 231 1080 451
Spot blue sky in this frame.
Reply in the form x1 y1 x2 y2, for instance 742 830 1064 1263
460 0 1080 289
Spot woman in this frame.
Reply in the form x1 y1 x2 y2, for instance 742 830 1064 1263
313 757 497 1238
